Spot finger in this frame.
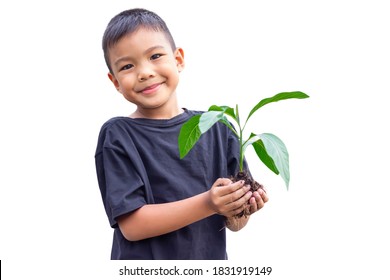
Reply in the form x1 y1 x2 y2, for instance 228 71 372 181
227 180 247 193
258 189 269 203
213 178 233 188
226 190 252 211
227 183 251 202
228 203 247 217
218 180 247 198
249 197 257 214
256 192 266 210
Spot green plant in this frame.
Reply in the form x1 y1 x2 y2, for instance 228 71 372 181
178 91 309 190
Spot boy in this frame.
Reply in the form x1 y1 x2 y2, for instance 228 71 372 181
95 8 268 260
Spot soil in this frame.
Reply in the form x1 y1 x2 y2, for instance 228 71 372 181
231 171 265 218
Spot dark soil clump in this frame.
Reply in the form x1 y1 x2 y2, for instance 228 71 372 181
231 171 265 217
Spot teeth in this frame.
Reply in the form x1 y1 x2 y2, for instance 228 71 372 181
144 84 157 91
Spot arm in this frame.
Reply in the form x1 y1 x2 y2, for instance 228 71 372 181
226 215 250 232
225 187 269 232
118 178 252 241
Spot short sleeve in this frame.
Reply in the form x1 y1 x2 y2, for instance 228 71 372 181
95 123 147 228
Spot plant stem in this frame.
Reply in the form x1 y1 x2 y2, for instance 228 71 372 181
235 105 244 172
239 128 244 172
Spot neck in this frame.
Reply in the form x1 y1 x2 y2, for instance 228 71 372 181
130 91 183 119
130 106 184 119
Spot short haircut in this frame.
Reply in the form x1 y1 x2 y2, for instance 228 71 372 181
102 8 177 73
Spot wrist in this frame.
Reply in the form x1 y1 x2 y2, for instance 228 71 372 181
204 190 218 215
225 215 249 231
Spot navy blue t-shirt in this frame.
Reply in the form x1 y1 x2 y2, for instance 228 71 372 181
95 109 244 259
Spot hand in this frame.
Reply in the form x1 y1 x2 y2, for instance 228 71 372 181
247 187 269 215
207 178 252 217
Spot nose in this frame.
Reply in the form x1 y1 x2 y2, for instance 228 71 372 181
137 63 155 82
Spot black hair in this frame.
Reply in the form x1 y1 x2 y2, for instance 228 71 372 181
102 8 176 73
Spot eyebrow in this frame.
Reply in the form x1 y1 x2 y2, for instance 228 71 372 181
114 45 166 68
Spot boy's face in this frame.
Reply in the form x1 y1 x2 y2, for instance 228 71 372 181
107 28 185 116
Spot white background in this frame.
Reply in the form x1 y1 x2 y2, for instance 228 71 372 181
1 0 389 279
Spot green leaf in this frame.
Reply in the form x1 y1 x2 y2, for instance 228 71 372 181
178 115 201 159
244 133 279 175
199 111 225 133
208 105 237 121
219 118 239 136
178 110 238 159
246 91 309 123
249 133 290 189
261 133 290 189
207 106 239 136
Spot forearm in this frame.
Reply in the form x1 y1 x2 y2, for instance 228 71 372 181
226 215 249 232
118 191 215 241
226 188 269 231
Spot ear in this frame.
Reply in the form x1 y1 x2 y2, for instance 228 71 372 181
108 72 121 93
174 48 185 72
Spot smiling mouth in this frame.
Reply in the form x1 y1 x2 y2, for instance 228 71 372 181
138 83 162 94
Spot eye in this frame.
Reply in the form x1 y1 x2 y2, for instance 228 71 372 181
150 53 163 60
120 64 134 71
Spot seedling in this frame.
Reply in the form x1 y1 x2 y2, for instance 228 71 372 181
178 91 309 194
